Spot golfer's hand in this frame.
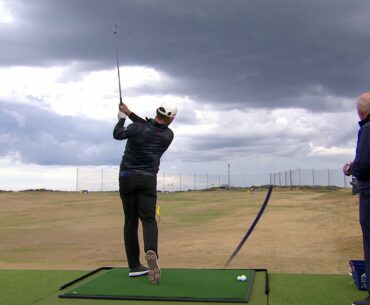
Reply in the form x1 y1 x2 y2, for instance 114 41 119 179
119 103 131 116
117 111 126 120
343 162 352 176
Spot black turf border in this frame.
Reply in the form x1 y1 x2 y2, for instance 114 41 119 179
58 267 265 303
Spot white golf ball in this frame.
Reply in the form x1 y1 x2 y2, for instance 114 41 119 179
237 275 241 281
240 275 247 281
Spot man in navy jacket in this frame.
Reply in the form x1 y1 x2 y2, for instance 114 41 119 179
114 101 176 285
343 93 370 305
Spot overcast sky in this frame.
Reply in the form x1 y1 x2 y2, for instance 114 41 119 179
0 0 369 190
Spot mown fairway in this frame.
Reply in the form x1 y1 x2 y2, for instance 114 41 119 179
0 188 363 273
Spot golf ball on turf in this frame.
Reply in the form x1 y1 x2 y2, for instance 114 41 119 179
240 275 247 281
237 275 241 281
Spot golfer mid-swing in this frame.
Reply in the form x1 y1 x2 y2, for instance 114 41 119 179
113 101 177 285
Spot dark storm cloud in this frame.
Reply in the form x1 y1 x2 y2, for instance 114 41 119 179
1 0 370 111
175 134 310 163
0 101 124 165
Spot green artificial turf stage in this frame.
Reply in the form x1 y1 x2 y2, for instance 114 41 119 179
60 268 255 302
0 269 369 305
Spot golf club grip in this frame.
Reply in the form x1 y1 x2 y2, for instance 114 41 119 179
224 185 273 267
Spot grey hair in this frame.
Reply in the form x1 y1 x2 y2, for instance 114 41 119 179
357 93 370 113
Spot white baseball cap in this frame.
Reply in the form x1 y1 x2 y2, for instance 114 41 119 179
157 102 177 118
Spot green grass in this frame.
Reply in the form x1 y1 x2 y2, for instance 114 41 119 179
0 270 85 305
156 189 266 226
1 270 367 305
270 273 367 305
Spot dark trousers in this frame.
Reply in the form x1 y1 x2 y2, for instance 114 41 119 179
360 190 370 292
119 172 158 269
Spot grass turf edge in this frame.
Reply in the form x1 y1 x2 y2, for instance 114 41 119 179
59 267 256 303
1 270 368 305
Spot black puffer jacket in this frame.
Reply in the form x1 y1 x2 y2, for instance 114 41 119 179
113 113 174 176
351 115 370 190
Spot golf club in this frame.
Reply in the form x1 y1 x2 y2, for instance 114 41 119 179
114 23 123 105
224 185 273 267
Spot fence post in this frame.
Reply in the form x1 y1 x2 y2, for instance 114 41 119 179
279 172 281 186
76 168 79 192
328 168 330 187
101 168 103 192
312 168 315 186
298 168 301 189
285 171 288 187
227 164 230 188
163 172 165 192
289 169 293 190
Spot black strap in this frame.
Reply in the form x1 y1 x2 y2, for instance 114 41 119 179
225 185 273 267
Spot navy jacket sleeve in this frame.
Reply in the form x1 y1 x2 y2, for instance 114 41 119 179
113 118 130 140
129 112 146 123
351 125 370 180
113 112 146 140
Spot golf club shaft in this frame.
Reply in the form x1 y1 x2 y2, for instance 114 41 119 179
224 185 273 267
114 23 123 105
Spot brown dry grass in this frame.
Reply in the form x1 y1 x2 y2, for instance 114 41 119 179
0 188 362 274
